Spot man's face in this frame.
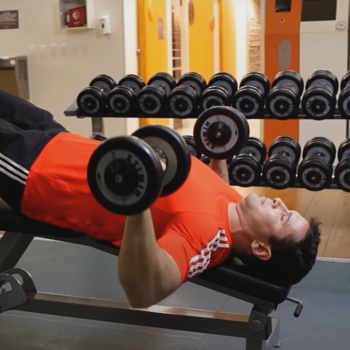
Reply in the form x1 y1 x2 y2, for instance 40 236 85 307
237 193 309 244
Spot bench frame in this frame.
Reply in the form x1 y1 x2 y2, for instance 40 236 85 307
0 229 285 350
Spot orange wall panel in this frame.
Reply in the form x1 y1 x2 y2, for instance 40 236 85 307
264 0 302 147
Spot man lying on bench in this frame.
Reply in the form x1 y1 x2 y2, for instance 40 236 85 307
0 89 321 308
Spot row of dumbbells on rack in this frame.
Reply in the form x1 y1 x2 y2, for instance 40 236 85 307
184 134 350 193
76 69 350 120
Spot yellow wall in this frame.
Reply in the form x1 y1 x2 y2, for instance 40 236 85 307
219 0 236 76
137 0 169 126
188 0 216 83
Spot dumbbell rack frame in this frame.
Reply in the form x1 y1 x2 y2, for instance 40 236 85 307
64 101 348 192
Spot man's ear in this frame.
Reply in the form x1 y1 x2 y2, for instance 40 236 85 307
251 240 271 261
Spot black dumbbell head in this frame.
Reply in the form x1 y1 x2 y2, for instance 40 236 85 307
77 86 107 116
132 124 191 196
182 135 202 159
136 84 167 117
338 86 350 119
302 136 336 165
338 138 350 161
266 84 300 119
118 74 146 94
90 74 117 94
239 72 270 98
87 136 164 215
194 106 250 159
168 85 198 118
107 85 136 117
208 72 238 99
272 70 304 97
228 154 261 187
305 70 339 95
268 135 301 164
262 154 296 189
340 71 350 91
147 72 177 96
298 155 332 191
199 86 231 111
335 156 350 192
178 72 207 96
238 137 267 164
301 84 336 119
232 85 265 119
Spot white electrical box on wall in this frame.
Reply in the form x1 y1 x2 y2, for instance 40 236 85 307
99 15 112 35
59 0 95 30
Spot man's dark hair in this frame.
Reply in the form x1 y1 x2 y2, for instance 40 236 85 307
241 217 321 286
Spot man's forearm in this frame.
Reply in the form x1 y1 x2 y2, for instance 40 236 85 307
118 209 181 308
209 159 229 184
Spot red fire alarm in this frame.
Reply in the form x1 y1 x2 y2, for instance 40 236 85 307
66 6 86 27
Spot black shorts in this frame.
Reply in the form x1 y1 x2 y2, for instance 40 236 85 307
0 89 67 211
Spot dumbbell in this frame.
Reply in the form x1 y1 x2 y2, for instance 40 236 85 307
197 72 238 111
193 106 250 160
118 74 146 94
266 70 304 119
182 135 202 159
77 74 117 116
228 137 266 187
87 125 191 215
337 71 350 118
262 136 301 189
106 85 137 117
232 72 270 118
136 84 168 117
298 137 336 191
147 72 177 96
334 138 350 192
301 70 338 119
168 72 207 118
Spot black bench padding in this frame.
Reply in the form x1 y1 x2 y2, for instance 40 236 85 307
0 212 291 304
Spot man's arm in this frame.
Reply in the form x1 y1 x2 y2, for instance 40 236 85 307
209 159 229 184
118 209 181 308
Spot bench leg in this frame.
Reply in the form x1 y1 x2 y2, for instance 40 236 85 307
246 318 281 350
0 232 34 273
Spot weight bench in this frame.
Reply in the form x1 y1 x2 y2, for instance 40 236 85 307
0 201 303 350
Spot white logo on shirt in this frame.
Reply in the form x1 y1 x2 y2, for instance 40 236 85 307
187 229 229 278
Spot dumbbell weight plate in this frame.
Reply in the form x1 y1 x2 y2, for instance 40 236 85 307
136 84 167 117
183 135 202 159
335 156 350 192
298 155 332 191
178 72 207 96
107 86 136 117
132 125 191 196
239 72 270 99
87 136 163 215
305 69 339 95
340 71 350 90
229 155 261 187
118 74 146 94
266 84 300 119
271 69 304 97
238 137 267 164
208 72 238 100
301 84 336 120
338 86 350 119
302 136 336 165
262 154 296 189
147 72 177 96
193 106 250 159
90 74 117 94
232 85 265 119
77 86 106 116
168 85 198 118
338 138 350 161
199 86 232 111
268 136 301 165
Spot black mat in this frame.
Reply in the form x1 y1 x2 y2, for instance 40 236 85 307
0 239 350 350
